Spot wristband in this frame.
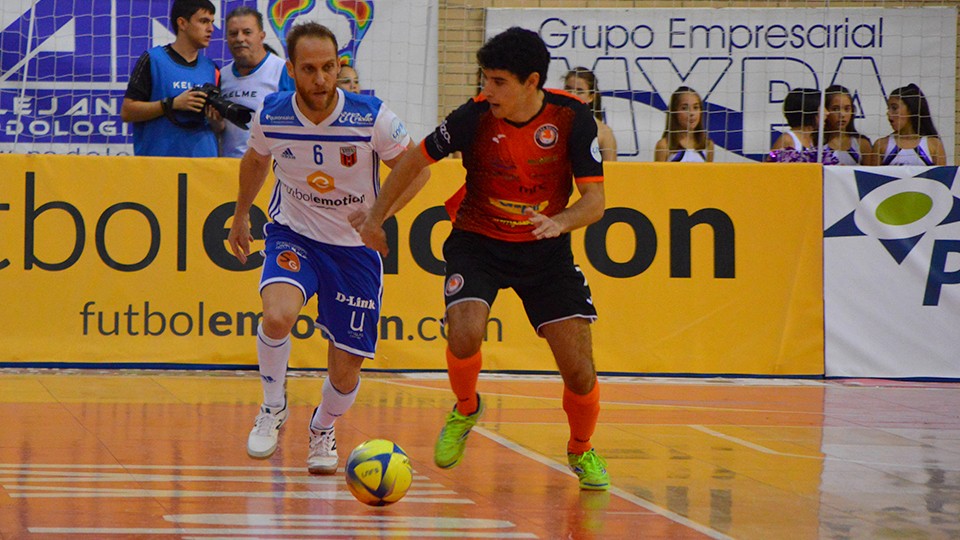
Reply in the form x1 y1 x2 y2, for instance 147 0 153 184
160 97 173 116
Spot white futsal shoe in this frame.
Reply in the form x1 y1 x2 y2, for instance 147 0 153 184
247 400 288 458
307 426 339 475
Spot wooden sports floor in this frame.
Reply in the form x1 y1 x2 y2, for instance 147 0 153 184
1 370 959 539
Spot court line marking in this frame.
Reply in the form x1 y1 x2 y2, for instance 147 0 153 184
0 463 308 471
474 426 733 540
388 372 832 387
379 380 960 473
28 527 536 538
0 469 444 486
6 485 470 503
0 465 468 503
376 379 830 416
689 425 807 456
689 425 960 471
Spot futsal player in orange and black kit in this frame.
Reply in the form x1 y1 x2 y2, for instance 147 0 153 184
351 26 610 490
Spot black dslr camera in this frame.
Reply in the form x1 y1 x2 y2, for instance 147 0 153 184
194 83 255 130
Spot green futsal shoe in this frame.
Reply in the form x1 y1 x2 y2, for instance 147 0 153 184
434 395 484 469
568 448 610 491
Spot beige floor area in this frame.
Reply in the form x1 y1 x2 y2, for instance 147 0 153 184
1 369 958 539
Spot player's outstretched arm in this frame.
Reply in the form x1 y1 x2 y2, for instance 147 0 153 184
351 145 432 256
524 182 605 240
228 148 272 264
382 142 432 219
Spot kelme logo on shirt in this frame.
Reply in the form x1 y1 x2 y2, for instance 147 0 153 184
534 124 559 149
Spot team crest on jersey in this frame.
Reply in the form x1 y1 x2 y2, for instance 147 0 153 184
340 146 357 167
277 250 301 272
445 273 464 296
534 124 559 149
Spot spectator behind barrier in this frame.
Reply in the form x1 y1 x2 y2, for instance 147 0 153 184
219 6 287 158
120 0 221 157
337 63 361 94
654 86 714 162
824 85 873 166
873 83 947 166
766 88 837 163
563 67 617 161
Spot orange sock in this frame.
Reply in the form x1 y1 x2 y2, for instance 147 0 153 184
446 348 482 415
563 381 600 455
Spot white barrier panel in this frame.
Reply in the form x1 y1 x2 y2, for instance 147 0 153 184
486 7 957 163
824 166 960 377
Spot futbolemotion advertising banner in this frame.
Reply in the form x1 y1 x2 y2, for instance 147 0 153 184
0 155 823 375
824 166 960 378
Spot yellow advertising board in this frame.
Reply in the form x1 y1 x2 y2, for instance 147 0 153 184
585 162 824 375
0 155 823 374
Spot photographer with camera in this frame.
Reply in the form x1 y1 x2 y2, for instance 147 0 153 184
120 0 221 157
219 6 287 158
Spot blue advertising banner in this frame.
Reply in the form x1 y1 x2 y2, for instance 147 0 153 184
0 0 437 155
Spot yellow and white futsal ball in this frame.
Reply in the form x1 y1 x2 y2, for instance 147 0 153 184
345 439 413 506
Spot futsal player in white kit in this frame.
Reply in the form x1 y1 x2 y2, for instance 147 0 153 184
227 22 428 474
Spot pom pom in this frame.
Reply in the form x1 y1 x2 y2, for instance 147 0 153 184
768 147 838 164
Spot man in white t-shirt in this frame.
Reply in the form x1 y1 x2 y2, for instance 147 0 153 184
219 6 286 157
227 22 428 474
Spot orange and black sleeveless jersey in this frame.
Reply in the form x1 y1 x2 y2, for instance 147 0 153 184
422 89 604 242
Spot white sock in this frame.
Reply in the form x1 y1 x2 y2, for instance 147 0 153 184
257 322 290 409
311 377 360 432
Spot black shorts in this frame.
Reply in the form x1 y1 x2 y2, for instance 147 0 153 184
442 229 598 333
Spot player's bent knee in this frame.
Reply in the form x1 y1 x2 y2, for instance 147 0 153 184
445 323 485 358
445 303 489 358
559 362 597 394
447 337 482 360
260 310 298 338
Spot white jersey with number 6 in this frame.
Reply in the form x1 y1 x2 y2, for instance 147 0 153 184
247 88 411 246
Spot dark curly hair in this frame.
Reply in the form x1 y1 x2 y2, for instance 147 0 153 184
477 27 550 89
